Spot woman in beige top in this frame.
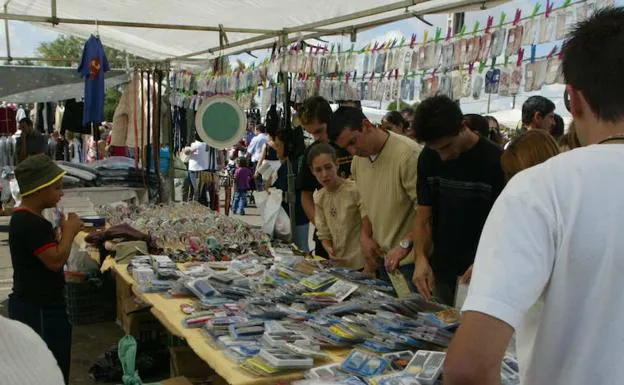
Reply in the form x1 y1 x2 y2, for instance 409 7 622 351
309 143 365 270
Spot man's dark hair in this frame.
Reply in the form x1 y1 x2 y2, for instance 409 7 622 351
383 111 409 131
339 100 362 110
550 114 564 139
256 124 266 134
464 114 490 137
413 96 463 142
400 107 415 116
521 96 556 125
19 118 32 126
307 142 337 166
300 96 333 125
328 106 367 142
562 7 624 122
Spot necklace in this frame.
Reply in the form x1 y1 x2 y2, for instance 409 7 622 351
598 134 624 144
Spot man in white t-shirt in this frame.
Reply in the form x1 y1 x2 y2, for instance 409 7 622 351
0 315 65 384
444 8 624 385
246 124 268 165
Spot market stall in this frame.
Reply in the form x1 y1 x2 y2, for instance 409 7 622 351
70 202 491 385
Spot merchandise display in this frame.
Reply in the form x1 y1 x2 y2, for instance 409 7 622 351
102 203 498 384
95 202 272 261
167 0 594 112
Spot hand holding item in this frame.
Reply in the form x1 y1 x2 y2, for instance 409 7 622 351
363 259 378 278
361 235 383 262
459 264 474 284
62 212 82 236
384 246 409 273
413 256 435 301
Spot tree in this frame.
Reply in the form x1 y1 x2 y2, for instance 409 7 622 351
36 35 139 121
386 99 410 112
37 35 133 68
104 87 122 122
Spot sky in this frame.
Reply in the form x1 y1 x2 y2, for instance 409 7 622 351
1 0 620 119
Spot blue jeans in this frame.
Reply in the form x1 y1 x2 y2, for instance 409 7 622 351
293 223 310 252
9 297 72 384
377 263 418 295
233 189 247 214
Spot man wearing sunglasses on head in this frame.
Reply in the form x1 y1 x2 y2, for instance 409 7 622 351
297 97 353 257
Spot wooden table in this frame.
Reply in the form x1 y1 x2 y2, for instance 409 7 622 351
111 262 347 385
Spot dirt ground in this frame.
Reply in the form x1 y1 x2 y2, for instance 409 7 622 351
0 195 269 385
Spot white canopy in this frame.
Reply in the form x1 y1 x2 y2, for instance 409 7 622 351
2 0 506 60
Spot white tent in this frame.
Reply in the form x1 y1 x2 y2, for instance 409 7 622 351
1 0 506 60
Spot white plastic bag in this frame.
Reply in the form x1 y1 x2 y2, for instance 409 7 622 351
254 189 291 238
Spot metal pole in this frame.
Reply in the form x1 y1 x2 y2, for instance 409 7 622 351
174 0 439 59
279 34 296 244
51 0 56 20
487 92 492 114
209 0 488 58
3 4 11 63
146 70 152 196
0 12 280 34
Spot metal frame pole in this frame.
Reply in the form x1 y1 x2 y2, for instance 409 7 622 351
0 12 280 34
3 4 11 63
174 0 435 59
279 33 297 244
208 0 487 58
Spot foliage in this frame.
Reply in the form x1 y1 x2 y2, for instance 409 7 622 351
386 99 411 112
36 35 135 120
37 35 131 68
104 87 122 122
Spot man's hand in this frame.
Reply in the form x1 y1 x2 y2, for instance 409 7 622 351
459 265 474 284
62 212 82 236
413 256 435 300
361 235 383 262
384 246 409 273
363 258 379 278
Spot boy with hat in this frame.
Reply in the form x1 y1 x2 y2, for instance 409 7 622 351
8 154 82 384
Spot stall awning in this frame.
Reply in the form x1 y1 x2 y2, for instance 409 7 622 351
0 65 129 103
1 0 506 60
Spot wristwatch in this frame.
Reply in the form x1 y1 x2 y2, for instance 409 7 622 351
399 239 413 250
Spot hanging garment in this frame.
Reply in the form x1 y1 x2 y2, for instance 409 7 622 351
70 138 82 164
54 105 64 133
78 35 110 126
35 102 55 134
61 99 86 134
0 107 16 135
0 137 7 167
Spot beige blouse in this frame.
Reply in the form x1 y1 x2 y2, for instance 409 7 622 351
313 179 365 269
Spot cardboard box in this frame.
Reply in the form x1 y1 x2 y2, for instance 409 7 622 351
169 346 214 381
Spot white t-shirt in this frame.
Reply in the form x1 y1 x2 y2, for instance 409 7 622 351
188 140 209 171
0 316 65 384
463 144 624 385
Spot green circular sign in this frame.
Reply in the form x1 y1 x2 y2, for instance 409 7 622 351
195 96 247 149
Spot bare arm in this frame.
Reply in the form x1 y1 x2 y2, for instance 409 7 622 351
412 204 435 299
414 204 433 261
37 216 81 271
444 311 513 385
256 143 267 172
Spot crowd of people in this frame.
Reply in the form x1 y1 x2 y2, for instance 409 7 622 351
226 8 623 385
3 7 624 385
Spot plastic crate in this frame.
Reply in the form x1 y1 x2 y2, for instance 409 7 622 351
65 273 116 325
